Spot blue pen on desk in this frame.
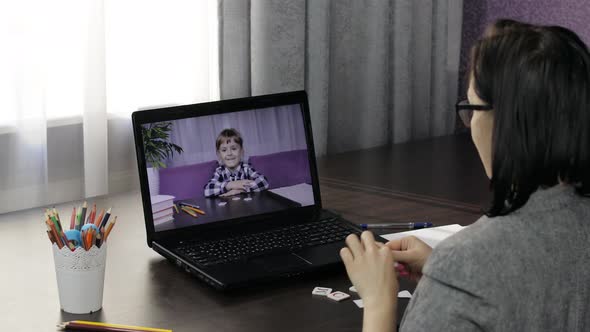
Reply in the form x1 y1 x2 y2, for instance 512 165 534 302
360 222 433 230
179 202 200 209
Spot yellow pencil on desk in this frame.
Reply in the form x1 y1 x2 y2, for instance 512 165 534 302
181 206 198 217
179 203 205 215
57 320 172 332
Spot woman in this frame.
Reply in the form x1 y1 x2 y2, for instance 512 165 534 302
341 21 590 331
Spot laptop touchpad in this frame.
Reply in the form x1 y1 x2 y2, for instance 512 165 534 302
251 253 311 273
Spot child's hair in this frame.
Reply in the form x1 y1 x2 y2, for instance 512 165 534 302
482 19 533 38
215 128 243 151
470 21 590 216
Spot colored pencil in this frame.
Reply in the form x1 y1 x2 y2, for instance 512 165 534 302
99 208 111 229
75 205 82 230
52 207 61 226
94 209 105 227
190 207 206 215
70 207 76 230
47 211 62 233
96 231 102 247
88 203 97 225
47 219 63 249
80 201 88 225
104 217 117 241
87 229 94 249
179 202 205 214
46 230 56 244
180 206 198 217
57 320 172 332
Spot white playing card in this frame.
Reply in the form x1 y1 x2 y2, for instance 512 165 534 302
349 286 357 293
353 299 364 308
327 291 350 302
398 290 412 298
218 202 227 206
312 287 332 296
243 197 252 201
232 197 241 201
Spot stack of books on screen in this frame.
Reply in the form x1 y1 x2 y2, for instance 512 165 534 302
151 195 175 225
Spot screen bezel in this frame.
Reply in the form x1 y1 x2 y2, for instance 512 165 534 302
131 90 322 246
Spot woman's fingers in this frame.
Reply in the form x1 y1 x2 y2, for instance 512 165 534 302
345 234 363 259
340 247 353 264
390 249 416 263
385 236 418 251
360 231 377 251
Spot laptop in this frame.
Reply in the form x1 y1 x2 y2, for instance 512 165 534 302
132 90 385 290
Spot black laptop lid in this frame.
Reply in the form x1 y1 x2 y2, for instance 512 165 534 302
132 91 322 245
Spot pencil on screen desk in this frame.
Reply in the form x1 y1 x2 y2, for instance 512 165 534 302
57 320 172 332
191 207 205 215
179 203 205 215
181 206 198 217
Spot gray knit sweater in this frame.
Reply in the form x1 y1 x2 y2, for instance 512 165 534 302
400 185 590 331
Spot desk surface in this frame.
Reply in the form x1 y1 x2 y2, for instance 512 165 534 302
156 191 300 232
2 134 487 332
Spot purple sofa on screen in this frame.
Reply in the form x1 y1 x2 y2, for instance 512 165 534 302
158 149 312 199
158 160 218 200
248 149 311 189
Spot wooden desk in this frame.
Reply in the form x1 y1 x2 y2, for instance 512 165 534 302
1 134 488 331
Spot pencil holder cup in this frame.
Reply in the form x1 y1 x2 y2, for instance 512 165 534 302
52 244 107 314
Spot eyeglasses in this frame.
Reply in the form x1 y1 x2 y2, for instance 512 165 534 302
455 100 493 128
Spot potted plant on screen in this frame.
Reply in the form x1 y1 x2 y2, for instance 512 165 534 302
142 122 183 195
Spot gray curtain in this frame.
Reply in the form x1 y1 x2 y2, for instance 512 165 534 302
219 0 463 155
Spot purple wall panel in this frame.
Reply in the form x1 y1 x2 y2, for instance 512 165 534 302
459 0 590 98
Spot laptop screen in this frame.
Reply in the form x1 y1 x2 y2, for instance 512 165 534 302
139 102 316 233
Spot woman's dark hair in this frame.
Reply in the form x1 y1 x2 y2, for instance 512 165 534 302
470 21 590 216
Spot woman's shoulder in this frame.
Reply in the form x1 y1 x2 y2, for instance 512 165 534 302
422 215 525 295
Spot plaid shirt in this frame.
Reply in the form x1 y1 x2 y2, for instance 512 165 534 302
203 162 269 198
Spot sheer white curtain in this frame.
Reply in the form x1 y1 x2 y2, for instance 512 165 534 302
0 0 219 214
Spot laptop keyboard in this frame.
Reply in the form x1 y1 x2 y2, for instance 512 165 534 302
174 217 361 267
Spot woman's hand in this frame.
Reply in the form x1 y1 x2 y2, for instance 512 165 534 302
340 231 398 308
341 232 398 332
386 236 432 281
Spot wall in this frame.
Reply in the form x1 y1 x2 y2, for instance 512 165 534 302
459 0 590 97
